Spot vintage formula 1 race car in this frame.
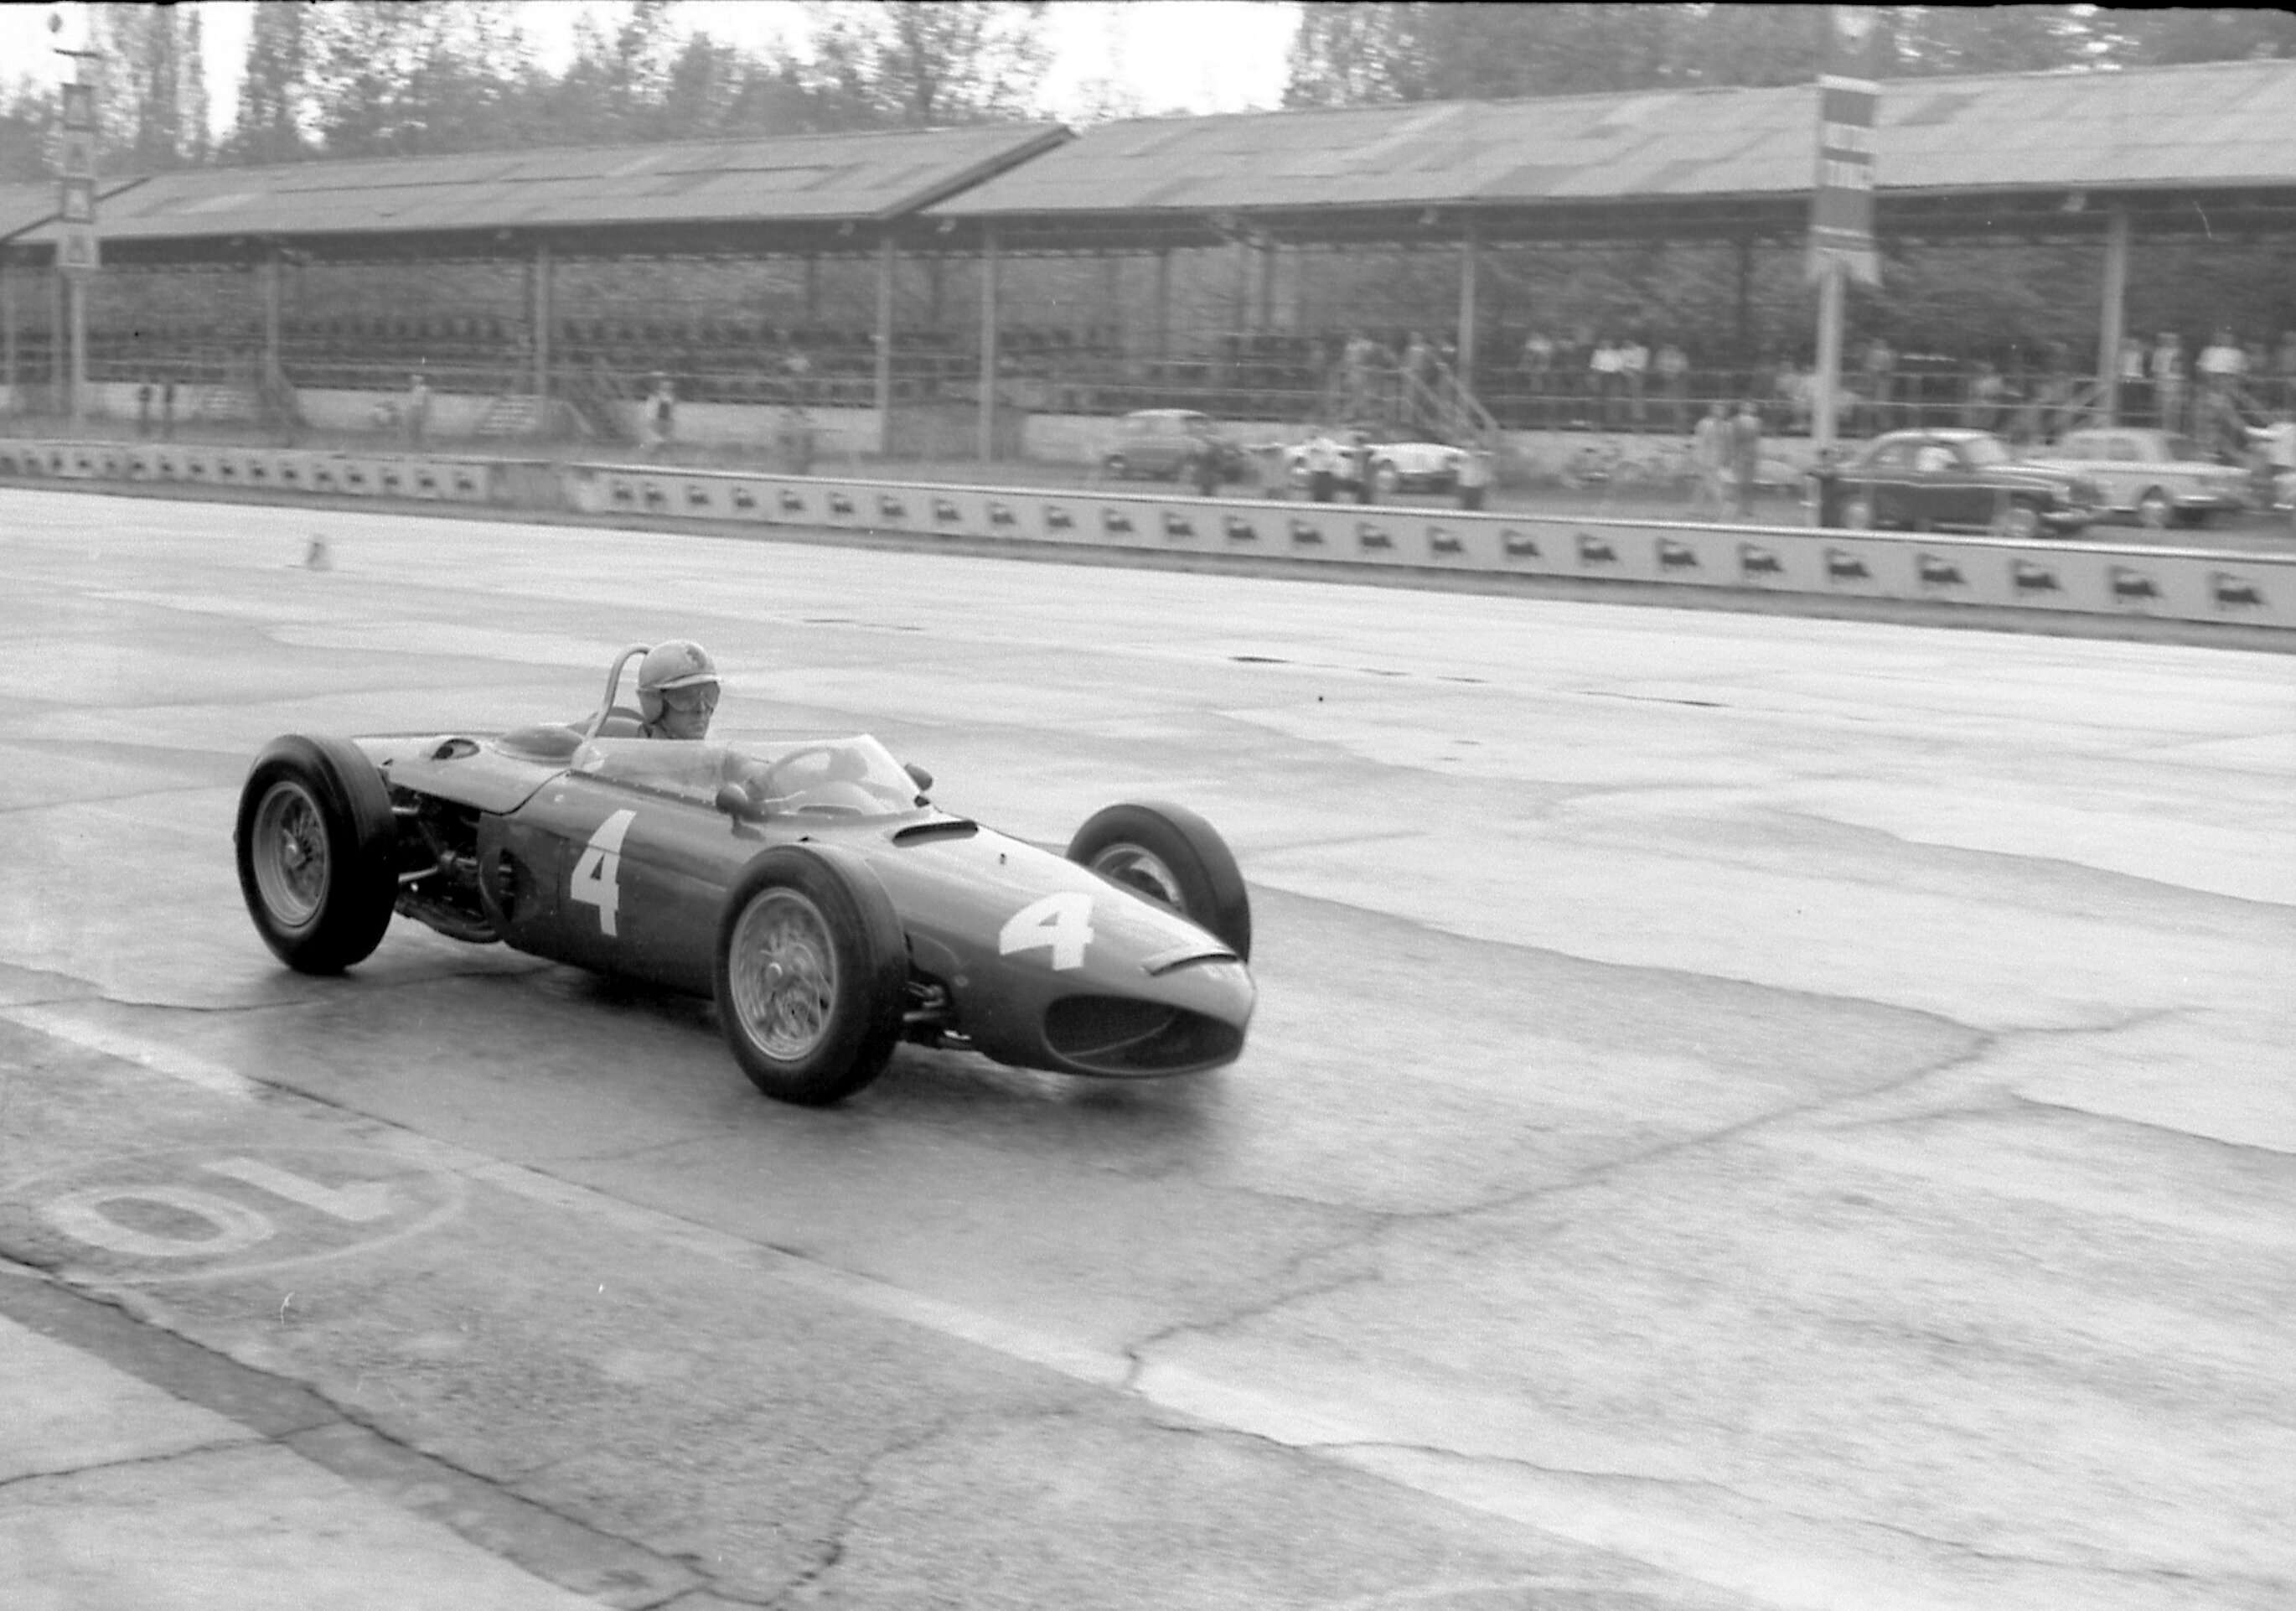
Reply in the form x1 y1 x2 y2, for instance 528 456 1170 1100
235 646 1255 1106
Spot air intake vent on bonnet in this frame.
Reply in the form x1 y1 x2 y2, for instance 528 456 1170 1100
1042 996 1243 1075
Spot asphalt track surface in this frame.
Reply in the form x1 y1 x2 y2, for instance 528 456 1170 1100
1 486 2290 1611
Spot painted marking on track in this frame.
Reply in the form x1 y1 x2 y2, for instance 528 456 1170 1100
42 1184 277 1260
5 1147 464 1286
0 1007 259 1100
204 1155 394 1222
19 1013 1987 1608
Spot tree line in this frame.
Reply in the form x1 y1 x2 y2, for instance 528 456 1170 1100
5 3 2293 185
1281 4 2296 103
0 0 1052 179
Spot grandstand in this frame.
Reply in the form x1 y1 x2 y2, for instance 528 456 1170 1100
3 58 2293 458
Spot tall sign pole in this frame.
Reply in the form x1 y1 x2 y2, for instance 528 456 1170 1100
55 27 101 426
1808 6 1884 455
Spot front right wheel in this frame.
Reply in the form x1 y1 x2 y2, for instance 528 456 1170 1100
1067 802 1251 961
714 846 908 1106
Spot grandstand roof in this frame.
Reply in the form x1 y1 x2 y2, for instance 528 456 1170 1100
0 177 147 246
12 123 1066 261
4 60 2293 266
930 58 2296 247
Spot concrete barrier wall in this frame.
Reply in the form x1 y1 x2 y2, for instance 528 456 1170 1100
4 436 2288 635
0 437 534 508
565 461 2296 633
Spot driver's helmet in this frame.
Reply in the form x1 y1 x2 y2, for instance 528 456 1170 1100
636 639 719 725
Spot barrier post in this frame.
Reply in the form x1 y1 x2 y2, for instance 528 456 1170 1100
2097 205 2129 426
978 225 1001 464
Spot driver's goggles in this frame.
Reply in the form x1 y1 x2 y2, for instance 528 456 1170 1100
660 682 719 714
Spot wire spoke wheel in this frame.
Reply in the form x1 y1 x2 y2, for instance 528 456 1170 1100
1088 842 1187 915
728 889 839 1061
251 780 329 929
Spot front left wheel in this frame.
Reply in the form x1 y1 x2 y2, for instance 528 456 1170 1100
714 846 908 1106
235 734 399 973
1068 802 1252 961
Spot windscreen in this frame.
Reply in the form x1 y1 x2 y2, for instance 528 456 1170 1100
570 735 924 819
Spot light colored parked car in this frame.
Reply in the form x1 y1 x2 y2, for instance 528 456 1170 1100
2023 427 2250 529
1285 436 1466 494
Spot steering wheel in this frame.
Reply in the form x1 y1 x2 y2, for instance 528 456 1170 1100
747 745 851 805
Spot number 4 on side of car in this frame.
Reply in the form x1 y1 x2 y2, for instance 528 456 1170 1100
235 651 1254 1106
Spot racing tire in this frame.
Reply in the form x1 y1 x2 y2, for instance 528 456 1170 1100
1067 802 1252 962
1103 453 1128 480
714 846 908 1106
1840 494 1876 531
1372 461 1402 496
235 734 399 974
2136 488 2174 530
1989 499 2044 541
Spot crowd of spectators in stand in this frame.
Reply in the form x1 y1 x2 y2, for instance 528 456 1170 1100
35 303 2296 459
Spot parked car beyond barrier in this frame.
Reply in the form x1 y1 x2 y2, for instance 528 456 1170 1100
2021 427 2251 530
1284 436 1466 495
1810 428 2102 539
1103 410 1247 483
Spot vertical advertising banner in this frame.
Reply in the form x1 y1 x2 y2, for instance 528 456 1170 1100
57 71 99 275
1809 5 1883 285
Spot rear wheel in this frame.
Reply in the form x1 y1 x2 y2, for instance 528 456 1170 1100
235 735 398 973
1103 453 1128 480
1067 802 1251 961
2136 488 2174 529
1841 494 1876 530
714 847 908 1106
1372 461 1401 495
1990 500 2043 541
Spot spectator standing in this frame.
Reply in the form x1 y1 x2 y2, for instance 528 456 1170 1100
1776 358 1813 434
1187 427 1221 497
1304 432 1340 503
1557 325 1593 425
2116 334 2150 426
1589 338 1623 427
1400 331 1435 430
1455 445 1491 510
1340 331 1377 419
1965 361 2009 433
2249 408 2294 510
1518 329 1555 427
643 374 676 458
1690 400 1730 519
405 372 432 450
1617 334 1650 431
1727 399 1763 517
137 381 155 438
1351 429 1377 505
1859 335 1895 433
2196 328 2247 455
2150 331 2186 433
1654 341 1690 431
161 376 178 442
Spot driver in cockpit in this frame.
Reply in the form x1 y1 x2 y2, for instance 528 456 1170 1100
634 640 720 741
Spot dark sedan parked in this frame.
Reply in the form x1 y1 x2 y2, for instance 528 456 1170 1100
1816 429 2102 539
1102 411 1248 483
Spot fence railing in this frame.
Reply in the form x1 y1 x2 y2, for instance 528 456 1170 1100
14 334 2294 447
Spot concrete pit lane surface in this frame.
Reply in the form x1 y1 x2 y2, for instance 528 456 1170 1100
0 486 2290 1611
